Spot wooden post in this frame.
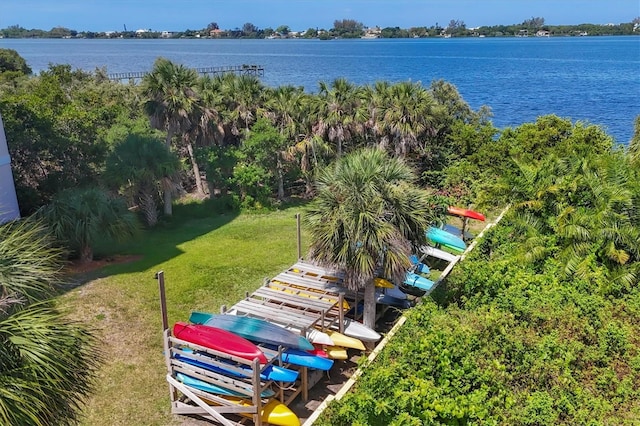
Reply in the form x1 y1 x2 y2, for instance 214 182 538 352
296 213 302 259
156 271 169 331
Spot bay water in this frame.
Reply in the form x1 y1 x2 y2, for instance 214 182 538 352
2 37 639 143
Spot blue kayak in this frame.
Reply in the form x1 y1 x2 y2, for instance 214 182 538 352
262 344 334 371
426 227 466 253
409 254 430 274
176 372 275 398
403 272 435 292
175 350 299 383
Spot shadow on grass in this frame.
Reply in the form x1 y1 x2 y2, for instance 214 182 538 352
58 198 242 292
58 196 313 294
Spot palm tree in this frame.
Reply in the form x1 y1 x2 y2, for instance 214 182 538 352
263 85 306 200
104 133 180 227
315 78 366 157
305 148 435 328
0 218 100 425
220 74 265 139
37 188 139 263
141 58 201 211
629 115 640 165
375 81 439 156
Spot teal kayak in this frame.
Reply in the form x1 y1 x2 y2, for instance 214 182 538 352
426 227 466 253
176 372 275 398
189 311 314 351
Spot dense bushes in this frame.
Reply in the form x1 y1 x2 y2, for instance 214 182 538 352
318 118 640 425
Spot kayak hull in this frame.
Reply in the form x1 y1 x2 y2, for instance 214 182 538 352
447 206 485 221
172 322 267 364
189 311 314 351
426 227 466 252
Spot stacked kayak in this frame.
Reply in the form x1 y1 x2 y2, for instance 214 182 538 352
189 311 314 351
426 226 466 253
447 206 486 221
172 322 267 364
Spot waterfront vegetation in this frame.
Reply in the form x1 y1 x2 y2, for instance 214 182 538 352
1 49 639 425
1 16 639 40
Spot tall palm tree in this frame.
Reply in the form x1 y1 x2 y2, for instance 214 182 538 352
220 74 265 139
0 218 100 426
263 85 306 200
375 81 439 157
141 58 202 210
315 78 366 157
305 148 434 328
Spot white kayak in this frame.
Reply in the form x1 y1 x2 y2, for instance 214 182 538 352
420 245 459 263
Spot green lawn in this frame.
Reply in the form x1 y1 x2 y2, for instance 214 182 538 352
59 205 309 426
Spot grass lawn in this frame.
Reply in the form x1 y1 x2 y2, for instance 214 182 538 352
59 204 309 426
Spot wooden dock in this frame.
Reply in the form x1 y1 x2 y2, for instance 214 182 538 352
108 64 264 82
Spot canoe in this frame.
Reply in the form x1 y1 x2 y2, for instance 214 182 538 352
172 322 267 364
176 372 275 398
175 350 299 383
403 272 435 292
420 245 459 263
447 206 486 221
189 311 314 351
426 227 466 252
324 329 365 350
307 347 328 358
208 396 300 426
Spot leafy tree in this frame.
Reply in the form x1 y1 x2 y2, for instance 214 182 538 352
104 133 180 227
332 19 364 38
242 22 258 37
305 148 435 328
37 187 139 262
0 218 100 426
0 48 32 75
233 118 287 207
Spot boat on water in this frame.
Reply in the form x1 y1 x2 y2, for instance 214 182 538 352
172 322 267 364
189 311 314 351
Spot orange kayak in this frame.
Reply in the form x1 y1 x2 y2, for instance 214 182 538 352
447 206 485 221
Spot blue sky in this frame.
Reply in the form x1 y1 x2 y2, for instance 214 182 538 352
2 0 638 32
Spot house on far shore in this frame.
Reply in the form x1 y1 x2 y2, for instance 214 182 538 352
536 30 551 37
0 113 20 223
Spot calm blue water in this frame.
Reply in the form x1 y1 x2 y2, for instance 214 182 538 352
2 37 639 143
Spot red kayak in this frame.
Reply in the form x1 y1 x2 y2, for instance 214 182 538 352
447 206 485 221
172 322 267 364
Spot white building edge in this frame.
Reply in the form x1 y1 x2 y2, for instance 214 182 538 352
0 112 20 223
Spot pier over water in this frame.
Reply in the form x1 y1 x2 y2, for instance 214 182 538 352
108 64 264 82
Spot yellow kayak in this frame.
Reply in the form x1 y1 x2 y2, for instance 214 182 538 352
205 396 300 426
273 280 351 310
374 277 394 288
323 345 349 360
324 329 365 350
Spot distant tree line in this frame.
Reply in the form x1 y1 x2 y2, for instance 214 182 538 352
1 16 639 39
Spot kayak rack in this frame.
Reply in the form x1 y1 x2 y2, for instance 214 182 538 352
163 329 274 426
